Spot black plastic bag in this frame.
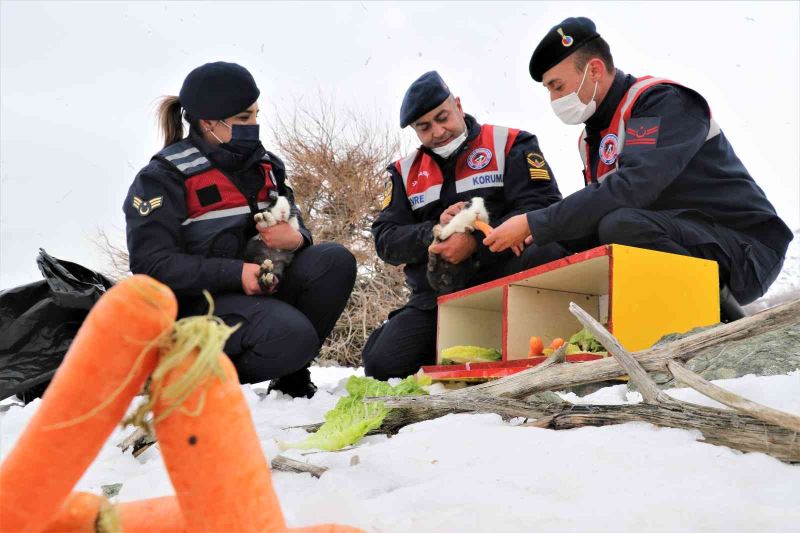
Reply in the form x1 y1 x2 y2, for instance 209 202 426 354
0 249 114 402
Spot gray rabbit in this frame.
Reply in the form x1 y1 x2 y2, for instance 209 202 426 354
427 197 489 295
243 189 300 292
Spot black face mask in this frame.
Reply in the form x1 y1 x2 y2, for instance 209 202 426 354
220 124 262 156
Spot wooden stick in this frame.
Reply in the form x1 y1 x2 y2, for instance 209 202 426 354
375 392 800 462
666 360 800 433
270 455 327 478
568 302 674 405
447 343 567 399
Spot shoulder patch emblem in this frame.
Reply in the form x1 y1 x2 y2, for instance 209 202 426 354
599 133 619 165
526 152 551 180
132 196 163 216
624 117 661 153
467 148 493 170
381 178 393 210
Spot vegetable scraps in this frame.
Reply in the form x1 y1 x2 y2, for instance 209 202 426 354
566 328 608 356
440 345 502 365
280 375 430 452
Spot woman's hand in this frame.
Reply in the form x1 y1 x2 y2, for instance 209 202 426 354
242 263 264 295
242 263 279 295
258 222 303 251
483 214 532 253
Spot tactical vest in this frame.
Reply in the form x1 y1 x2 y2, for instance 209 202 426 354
579 76 721 185
394 124 519 210
156 139 277 257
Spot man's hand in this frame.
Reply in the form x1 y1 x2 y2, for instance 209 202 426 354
483 214 532 253
258 222 303 251
429 232 477 264
440 202 467 225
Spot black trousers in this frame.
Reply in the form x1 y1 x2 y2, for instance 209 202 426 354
187 243 356 384
361 242 568 380
590 208 783 305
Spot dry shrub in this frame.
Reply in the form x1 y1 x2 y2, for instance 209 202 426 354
100 99 410 367
270 100 409 366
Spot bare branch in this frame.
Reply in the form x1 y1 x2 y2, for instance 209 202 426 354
667 360 800 433
568 302 672 405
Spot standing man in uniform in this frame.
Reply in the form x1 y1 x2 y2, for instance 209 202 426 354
362 71 567 380
485 17 792 320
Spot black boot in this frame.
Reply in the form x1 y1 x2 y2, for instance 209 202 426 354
267 366 317 399
720 285 747 323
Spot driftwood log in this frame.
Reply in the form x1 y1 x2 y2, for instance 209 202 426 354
366 299 800 463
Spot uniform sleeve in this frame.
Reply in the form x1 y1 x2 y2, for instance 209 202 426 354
124 161 244 297
371 165 435 266
473 131 564 264
526 85 711 246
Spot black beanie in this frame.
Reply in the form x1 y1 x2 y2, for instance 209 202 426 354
179 62 260 120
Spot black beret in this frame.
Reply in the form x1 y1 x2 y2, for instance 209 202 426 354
179 62 260 120
529 17 601 82
400 71 452 128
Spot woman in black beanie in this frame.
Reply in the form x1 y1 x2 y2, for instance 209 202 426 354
123 62 356 398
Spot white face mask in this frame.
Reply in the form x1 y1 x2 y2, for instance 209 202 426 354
551 64 599 125
431 128 468 158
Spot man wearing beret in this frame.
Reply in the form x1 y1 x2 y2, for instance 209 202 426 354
485 17 792 321
362 71 566 379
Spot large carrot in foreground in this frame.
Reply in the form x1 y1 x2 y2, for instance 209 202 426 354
0 275 177 533
153 347 288 532
151 314 363 533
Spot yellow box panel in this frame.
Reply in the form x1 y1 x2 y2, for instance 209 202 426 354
610 244 719 351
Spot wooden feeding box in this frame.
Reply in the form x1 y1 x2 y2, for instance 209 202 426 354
423 244 720 381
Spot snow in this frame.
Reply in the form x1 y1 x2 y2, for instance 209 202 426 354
2 367 799 532
0 235 796 533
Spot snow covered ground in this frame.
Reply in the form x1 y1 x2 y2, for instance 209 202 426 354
2 366 799 532
1 235 797 532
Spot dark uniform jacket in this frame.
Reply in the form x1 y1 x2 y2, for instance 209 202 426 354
124 129 311 308
373 114 562 309
526 70 792 294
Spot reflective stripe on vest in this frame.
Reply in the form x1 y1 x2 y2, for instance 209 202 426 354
579 77 721 184
396 125 512 210
160 140 213 175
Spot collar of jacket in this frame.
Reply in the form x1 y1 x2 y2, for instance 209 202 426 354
188 127 267 172
584 69 636 133
419 113 481 163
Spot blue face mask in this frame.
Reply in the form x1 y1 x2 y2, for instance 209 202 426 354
220 123 262 156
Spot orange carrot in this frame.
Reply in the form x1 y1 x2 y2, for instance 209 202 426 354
117 495 186 533
0 275 177 533
549 338 566 350
153 347 287 532
528 336 544 357
473 220 493 237
41 492 112 533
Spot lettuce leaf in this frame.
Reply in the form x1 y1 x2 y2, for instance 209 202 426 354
568 328 606 353
279 374 430 452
